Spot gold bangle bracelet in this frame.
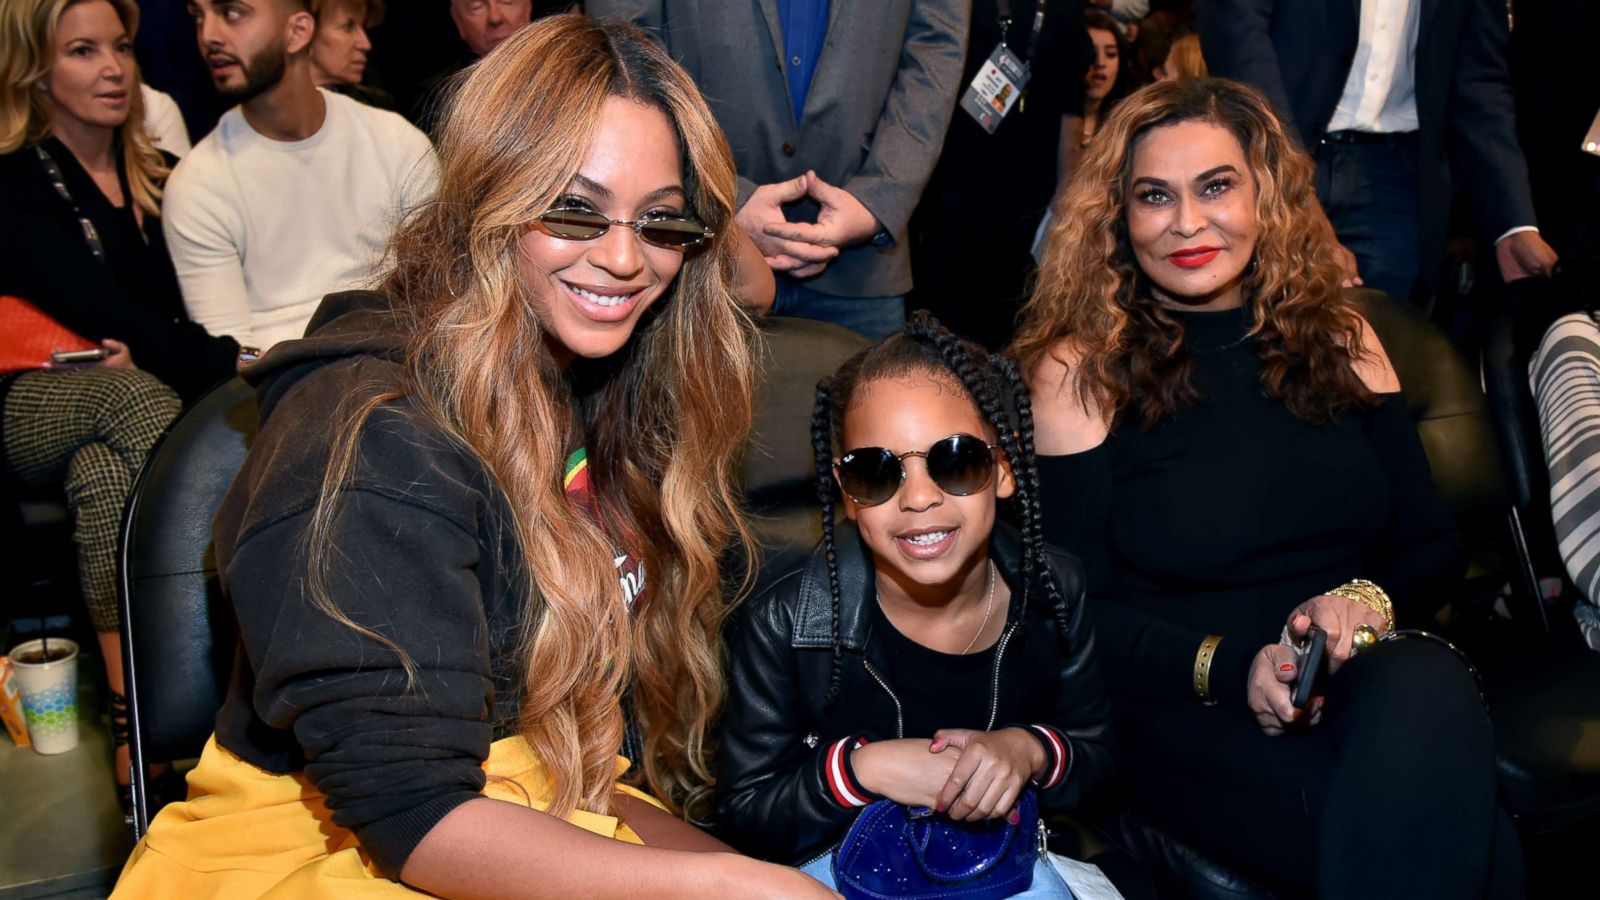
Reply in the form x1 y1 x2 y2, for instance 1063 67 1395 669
1327 579 1396 633
1194 635 1223 706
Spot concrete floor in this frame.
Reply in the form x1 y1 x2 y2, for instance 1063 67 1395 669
0 650 133 900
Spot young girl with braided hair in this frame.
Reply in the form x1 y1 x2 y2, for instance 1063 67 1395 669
714 313 1114 894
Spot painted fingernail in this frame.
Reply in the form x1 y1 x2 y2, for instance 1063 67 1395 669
935 803 945 813
1007 810 1022 825
1279 663 1295 672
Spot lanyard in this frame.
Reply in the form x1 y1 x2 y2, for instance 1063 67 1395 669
35 143 107 264
995 0 1047 65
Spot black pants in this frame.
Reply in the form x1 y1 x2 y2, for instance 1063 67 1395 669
1113 637 1523 898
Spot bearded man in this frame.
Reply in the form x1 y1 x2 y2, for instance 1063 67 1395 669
165 0 438 350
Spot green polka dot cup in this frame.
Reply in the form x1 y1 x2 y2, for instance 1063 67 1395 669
8 639 79 755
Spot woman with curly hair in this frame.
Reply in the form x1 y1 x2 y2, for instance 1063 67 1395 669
1013 78 1522 897
114 16 818 899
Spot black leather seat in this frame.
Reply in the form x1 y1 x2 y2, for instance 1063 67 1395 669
743 316 870 583
1103 811 1277 899
116 377 256 837
1354 289 1523 600
1482 276 1578 623
1482 640 1600 835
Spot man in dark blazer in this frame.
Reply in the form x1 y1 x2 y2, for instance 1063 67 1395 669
1199 0 1558 303
589 0 970 337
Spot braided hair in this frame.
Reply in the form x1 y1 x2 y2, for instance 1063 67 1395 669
812 312 1070 706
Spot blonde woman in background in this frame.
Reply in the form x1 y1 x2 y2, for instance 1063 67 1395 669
1155 27 1206 82
1132 22 1205 86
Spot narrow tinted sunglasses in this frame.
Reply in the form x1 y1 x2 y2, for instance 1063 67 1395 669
836 434 999 507
536 207 714 250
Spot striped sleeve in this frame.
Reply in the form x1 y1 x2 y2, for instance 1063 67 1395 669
817 736 880 809
1028 725 1072 790
1531 313 1600 608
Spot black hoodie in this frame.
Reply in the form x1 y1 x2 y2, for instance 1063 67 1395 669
210 290 531 879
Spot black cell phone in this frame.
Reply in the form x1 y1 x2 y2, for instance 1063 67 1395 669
50 348 108 365
1291 625 1328 711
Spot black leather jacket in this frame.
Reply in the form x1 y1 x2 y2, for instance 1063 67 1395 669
713 522 1115 863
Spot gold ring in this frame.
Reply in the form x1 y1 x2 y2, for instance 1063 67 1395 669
1351 623 1379 654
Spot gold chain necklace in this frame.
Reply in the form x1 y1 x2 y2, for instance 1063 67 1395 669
960 561 998 655
877 560 998 655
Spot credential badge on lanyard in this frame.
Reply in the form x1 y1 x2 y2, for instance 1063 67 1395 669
960 0 1046 135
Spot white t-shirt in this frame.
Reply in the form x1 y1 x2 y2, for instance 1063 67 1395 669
163 89 438 348
141 84 191 156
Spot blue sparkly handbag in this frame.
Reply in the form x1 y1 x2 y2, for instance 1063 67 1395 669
832 788 1040 900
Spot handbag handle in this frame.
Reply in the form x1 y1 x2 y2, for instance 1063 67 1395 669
905 813 1018 883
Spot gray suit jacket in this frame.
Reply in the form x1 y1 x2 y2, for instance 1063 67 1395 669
589 0 970 298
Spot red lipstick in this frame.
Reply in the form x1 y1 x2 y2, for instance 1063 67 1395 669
1168 246 1222 269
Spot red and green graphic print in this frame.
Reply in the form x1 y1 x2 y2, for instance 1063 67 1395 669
564 448 646 607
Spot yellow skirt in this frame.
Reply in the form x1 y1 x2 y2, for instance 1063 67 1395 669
111 734 662 898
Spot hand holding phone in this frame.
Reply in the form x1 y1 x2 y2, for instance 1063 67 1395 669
49 348 109 365
1291 625 1328 711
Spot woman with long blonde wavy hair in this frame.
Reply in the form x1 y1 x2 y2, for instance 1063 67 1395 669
0 0 236 403
113 15 823 900
1012 78 1521 897
0 0 162 208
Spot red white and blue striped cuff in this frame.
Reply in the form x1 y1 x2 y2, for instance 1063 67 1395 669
821 736 878 808
1029 725 1071 790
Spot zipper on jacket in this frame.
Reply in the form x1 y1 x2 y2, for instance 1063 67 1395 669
986 621 1050 865
861 659 905 739
799 844 835 869
984 623 1020 731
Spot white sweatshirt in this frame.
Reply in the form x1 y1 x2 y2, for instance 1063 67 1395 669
141 85 191 157
162 89 437 349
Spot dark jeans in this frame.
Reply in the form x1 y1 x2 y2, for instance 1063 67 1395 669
772 280 906 340
1314 136 1423 303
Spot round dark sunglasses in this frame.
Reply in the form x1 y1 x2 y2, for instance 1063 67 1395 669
836 434 1000 507
536 207 714 250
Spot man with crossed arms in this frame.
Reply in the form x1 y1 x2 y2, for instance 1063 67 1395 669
592 0 970 338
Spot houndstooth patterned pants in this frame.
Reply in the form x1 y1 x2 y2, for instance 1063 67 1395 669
3 368 179 631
